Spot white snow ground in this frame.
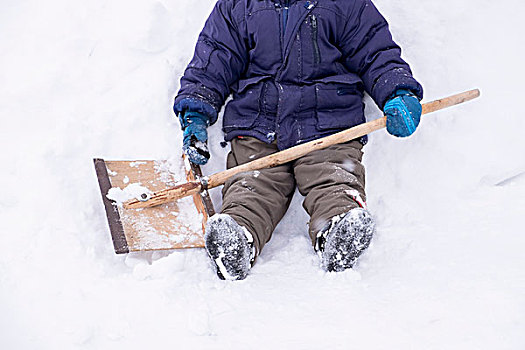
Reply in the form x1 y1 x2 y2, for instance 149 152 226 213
1 0 524 348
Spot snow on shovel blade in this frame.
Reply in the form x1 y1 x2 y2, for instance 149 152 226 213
123 180 203 210
93 158 215 254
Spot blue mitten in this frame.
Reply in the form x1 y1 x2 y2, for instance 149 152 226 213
181 111 210 165
383 89 422 137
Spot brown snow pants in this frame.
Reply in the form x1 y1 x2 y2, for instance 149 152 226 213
221 136 366 257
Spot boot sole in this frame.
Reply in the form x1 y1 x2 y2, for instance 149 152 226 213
322 209 375 272
205 215 251 280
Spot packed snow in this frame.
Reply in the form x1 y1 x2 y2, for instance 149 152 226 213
106 183 152 205
1 0 524 349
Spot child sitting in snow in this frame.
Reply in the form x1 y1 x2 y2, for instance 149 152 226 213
174 0 423 280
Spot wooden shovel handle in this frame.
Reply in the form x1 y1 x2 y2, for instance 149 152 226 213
422 88 480 114
124 89 480 209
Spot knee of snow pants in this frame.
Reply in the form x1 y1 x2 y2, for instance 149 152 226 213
220 137 366 256
293 140 366 245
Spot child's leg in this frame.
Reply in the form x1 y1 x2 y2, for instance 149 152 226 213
221 137 296 257
293 140 367 245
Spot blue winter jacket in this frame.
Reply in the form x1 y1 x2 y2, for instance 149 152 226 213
174 0 423 150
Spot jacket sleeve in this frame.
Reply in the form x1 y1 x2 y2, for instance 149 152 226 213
339 0 423 109
174 0 248 125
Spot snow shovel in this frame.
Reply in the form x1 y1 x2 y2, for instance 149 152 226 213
123 89 480 210
95 89 479 254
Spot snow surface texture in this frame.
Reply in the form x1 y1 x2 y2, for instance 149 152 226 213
1 0 524 348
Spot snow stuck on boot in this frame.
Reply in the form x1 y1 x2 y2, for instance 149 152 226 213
205 214 254 280
317 208 375 272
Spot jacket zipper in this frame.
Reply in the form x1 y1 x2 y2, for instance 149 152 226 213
311 14 320 65
274 1 291 144
275 1 290 60
275 1 317 81
283 0 290 33
273 1 318 147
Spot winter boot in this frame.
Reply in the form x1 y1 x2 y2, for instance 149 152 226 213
205 214 256 280
315 208 375 272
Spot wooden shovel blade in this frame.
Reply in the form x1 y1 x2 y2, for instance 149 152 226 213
94 158 214 253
